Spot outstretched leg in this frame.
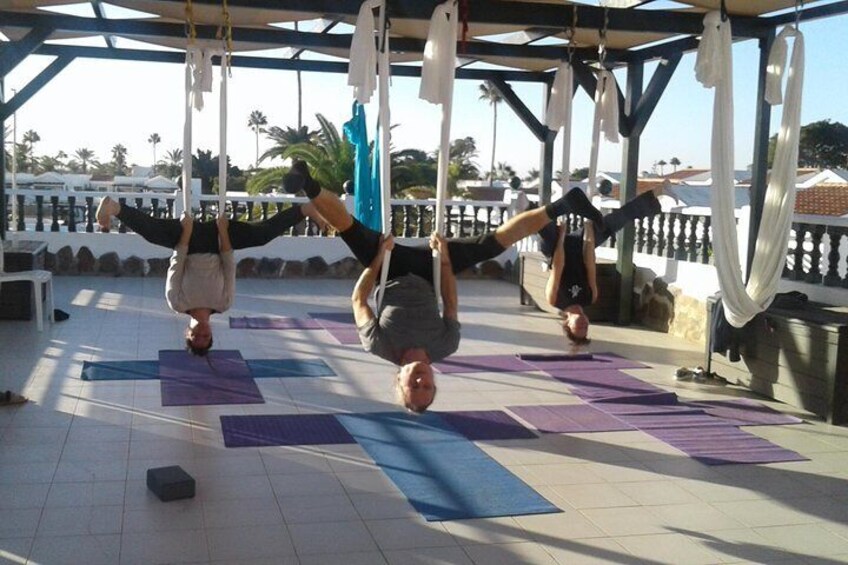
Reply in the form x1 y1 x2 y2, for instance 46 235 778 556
226 204 305 250
98 197 183 248
594 191 661 246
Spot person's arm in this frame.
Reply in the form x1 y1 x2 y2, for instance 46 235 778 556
351 235 393 327
583 220 599 304
217 215 236 311
166 213 193 311
431 233 458 321
545 223 566 306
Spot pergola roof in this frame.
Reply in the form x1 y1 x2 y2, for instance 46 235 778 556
1 0 842 75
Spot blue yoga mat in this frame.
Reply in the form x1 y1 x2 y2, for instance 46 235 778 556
336 412 560 522
81 360 160 381
81 358 334 380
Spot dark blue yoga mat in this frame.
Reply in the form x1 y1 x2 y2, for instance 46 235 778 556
160 350 264 406
229 317 323 330
81 360 160 381
438 410 537 441
336 412 560 522
80 358 333 380
221 414 356 447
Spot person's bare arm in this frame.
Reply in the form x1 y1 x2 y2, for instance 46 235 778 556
583 220 598 304
431 233 458 321
545 223 566 306
351 236 393 326
217 214 232 253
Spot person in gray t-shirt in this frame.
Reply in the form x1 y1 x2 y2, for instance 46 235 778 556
283 160 557 413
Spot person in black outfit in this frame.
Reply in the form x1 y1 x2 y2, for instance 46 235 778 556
537 188 661 345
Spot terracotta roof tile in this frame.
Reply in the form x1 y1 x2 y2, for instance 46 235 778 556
794 183 848 216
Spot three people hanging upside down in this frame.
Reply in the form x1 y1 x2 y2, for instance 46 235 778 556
95 196 323 356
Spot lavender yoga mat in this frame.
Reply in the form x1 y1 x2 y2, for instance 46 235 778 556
434 355 536 374
438 411 538 440
220 414 356 447
159 350 264 406
649 426 807 465
324 327 362 345
521 352 649 372
229 316 323 330
682 398 804 426
546 369 665 401
509 404 635 433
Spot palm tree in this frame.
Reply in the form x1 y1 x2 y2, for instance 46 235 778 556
22 129 40 172
162 148 183 179
670 157 681 173
111 144 128 175
74 148 96 173
192 149 218 194
247 110 268 168
478 81 503 182
281 114 353 193
261 125 318 164
657 159 668 176
148 133 161 175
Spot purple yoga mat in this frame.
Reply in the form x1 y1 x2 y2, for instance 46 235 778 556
434 355 536 374
220 414 356 447
522 352 649 372
309 312 357 328
614 411 732 430
229 317 323 330
324 327 362 345
649 426 807 465
682 398 805 426
159 350 264 407
546 369 665 401
508 404 634 433
438 410 538 441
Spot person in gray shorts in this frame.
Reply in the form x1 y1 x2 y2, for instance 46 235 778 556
283 160 561 413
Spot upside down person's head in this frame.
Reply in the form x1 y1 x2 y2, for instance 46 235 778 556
395 350 437 413
185 319 214 356
561 305 591 346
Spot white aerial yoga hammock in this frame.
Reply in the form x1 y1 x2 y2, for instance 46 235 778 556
419 0 458 303
586 69 619 197
375 0 393 308
545 61 574 193
696 11 805 328
181 46 229 215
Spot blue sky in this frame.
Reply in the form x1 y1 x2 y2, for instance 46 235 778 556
5 11 846 178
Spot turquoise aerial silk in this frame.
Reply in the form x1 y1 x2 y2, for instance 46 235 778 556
343 102 382 231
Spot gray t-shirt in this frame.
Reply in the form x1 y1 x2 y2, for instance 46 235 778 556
165 247 235 314
357 274 460 364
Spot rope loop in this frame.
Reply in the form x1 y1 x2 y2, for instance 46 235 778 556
565 5 577 63
184 0 197 44
794 0 804 30
597 7 608 68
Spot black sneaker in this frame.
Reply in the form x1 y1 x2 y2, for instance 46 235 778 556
283 160 318 195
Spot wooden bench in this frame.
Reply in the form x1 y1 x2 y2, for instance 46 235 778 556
707 298 848 424
518 251 620 322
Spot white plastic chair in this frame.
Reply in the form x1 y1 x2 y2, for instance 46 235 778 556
0 243 54 331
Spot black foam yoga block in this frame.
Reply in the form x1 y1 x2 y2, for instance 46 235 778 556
147 465 195 502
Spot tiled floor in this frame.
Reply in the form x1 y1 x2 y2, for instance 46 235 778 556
1 277 847 564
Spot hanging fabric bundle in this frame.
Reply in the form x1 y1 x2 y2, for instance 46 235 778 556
696 7 805 328
348 0 378 105
419 0 458 301
586 8 619 197
343 101 382 230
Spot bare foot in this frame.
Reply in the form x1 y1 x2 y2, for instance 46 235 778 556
95 196 120 232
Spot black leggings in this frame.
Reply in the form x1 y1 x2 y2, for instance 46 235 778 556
117 204 305 254
539 191 660 257
340 219 506 282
